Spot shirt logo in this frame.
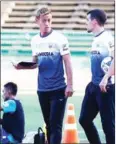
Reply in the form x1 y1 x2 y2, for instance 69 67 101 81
38 52 54 56
63 44 68 51
48 43 56 49
109 42 114 49
49 44 53 48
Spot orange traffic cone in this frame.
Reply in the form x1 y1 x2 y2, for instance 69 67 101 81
62 103 79 143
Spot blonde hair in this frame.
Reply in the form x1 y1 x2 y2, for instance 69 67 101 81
36 7 51 18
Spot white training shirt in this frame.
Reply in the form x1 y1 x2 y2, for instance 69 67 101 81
31 30 70 91
90 30 114 85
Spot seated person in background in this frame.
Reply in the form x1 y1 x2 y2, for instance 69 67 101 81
0 82 25 143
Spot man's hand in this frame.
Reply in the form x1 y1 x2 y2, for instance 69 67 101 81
65 85 74 97
12 62 23 70
99 75 109 93
99 57 114 93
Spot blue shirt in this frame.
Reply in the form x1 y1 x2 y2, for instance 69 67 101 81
2 99 16 113
2 99 25 143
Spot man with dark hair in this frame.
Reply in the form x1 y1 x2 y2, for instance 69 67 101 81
79 9 115 144
87 9 107 26
13 6 73 144
0 82 25 143
4 82 17 96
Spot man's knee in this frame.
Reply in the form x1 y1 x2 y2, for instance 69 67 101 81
79 116 92 128
50 122 62 133
79 116 86 126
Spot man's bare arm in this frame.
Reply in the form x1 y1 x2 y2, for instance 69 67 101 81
99 50 115 92
63 54 73 97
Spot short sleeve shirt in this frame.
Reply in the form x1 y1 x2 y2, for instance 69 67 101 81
31 30 70 91
2 100 16 113
90 31 114 85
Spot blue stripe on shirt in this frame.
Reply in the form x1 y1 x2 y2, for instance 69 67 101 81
2 100 16 113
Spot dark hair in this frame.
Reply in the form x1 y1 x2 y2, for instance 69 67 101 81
87 9 107 26
4 82 17 95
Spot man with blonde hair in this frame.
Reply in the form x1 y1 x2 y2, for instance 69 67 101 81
14 7 73 144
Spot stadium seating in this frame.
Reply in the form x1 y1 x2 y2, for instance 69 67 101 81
1 0 114 54
1 0 114 30
1 29 94 54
